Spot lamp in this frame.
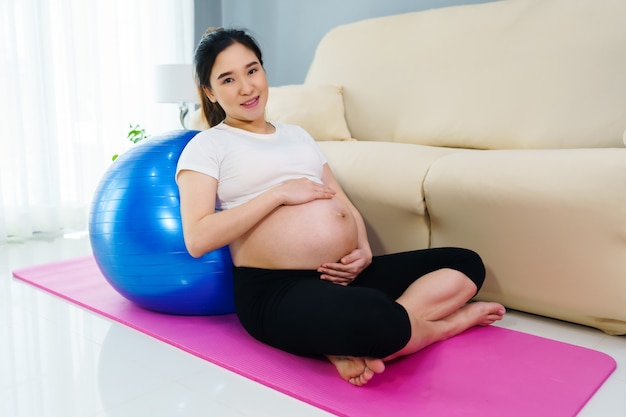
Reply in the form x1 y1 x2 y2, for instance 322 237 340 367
154 64 199 128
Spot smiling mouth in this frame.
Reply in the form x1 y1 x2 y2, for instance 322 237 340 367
241 97 259 107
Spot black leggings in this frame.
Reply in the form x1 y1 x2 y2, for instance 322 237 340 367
233 247 485 359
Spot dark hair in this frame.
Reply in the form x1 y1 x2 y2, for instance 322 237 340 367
194 27 264 127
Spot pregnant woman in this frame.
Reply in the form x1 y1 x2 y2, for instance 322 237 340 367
176 27 505 386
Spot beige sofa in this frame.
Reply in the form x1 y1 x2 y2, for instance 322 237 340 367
191 0 626 335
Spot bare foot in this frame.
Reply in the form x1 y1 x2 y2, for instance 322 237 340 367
326 355 385 386
455 301 506 327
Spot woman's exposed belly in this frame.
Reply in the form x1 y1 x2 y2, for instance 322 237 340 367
230 197 358 269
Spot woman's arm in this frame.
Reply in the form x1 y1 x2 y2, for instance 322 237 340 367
177 169 337 258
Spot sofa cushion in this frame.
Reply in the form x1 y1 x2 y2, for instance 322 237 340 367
265 84 353 141
305 0 626 149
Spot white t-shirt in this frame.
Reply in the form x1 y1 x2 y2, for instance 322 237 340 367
176 122 327 210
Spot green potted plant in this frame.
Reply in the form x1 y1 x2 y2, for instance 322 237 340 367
112 123 149 161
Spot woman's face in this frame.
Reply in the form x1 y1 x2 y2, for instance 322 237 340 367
204 42 268 129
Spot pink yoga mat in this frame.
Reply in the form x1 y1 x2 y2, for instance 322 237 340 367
13 256 616 417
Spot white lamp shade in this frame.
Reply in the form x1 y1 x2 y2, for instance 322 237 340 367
154 64 199 104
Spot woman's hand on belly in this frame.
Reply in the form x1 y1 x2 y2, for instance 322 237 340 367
317 247 373 286
276 178 337 206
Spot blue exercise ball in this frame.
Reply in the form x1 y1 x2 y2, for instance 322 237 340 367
89 130 234 315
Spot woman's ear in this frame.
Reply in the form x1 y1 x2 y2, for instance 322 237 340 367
203 86 216 103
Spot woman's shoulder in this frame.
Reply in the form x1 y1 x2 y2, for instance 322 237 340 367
180 126 227 159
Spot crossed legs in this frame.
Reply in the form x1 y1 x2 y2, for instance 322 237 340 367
327 268 506 386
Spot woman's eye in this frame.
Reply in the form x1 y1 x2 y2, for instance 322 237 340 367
223 77 234 84
248 68 257 75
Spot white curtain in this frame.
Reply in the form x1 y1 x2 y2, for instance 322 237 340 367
0 0 195 242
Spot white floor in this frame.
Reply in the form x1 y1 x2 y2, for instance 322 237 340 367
1 233 625 417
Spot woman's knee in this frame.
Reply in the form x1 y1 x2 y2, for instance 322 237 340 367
449 248 485 290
